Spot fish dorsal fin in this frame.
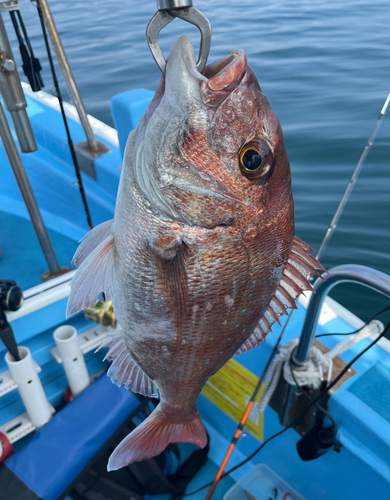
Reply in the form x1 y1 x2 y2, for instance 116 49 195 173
66 219 115 318
234 236 326 357
96 333 158 398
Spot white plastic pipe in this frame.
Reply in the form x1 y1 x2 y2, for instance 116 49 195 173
6 347 52 428
53 326 90 397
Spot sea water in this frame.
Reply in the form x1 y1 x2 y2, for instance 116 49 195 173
3 0 389 322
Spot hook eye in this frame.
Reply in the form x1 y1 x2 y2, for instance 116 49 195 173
146 6 212 75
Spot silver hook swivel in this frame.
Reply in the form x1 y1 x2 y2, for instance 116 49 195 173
146 0 212 75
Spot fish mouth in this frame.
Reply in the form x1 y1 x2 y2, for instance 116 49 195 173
134 37 247 228
166 35 208 83
165 35 247 105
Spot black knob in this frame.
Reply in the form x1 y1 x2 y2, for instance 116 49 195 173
0 280 24 311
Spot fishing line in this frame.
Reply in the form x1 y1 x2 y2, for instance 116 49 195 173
223 318 390 479
176 318 390 499
204 325 288 500
315 304 390 338
32 0 94 230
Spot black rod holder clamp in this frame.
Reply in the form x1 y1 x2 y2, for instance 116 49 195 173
0 279 23 361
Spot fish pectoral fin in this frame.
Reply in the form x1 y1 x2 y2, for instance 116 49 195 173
97 334 158 398
72 219 114 266
66 220 115 318
148 231 184 260
234 236 326 357
148 235 189 342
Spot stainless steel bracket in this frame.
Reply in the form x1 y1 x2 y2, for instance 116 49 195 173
74 141 111 180
0 13 37 152
0 1 19 14
146 1 211 74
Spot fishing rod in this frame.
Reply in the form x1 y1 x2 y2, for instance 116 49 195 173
0 280 24 361
204 327 287 500
176 312 390 499
204 89 390 500
9 9 44 92
316 90 390 262
32 0 94 230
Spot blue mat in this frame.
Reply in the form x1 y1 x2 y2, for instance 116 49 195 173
5 374 141 500
348 361 390 423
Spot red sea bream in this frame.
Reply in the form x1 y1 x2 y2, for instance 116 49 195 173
67 35 325 470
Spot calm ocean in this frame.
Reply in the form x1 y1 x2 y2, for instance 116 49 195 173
4 0 390 322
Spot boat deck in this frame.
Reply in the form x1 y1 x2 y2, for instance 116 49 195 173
0 212 77 290
0 85 120 290
1 86 390 500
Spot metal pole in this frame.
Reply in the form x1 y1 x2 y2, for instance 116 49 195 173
37 0 99 152
0 14 37 153
157 0 193 8
0 100 61 275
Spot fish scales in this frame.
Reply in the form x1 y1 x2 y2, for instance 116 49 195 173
67 35 326 469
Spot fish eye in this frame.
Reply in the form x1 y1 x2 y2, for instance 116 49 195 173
239 139 273 181
242 149 262 170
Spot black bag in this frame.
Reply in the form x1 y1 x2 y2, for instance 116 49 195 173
69 396 210 500
72 469 144 500
71 434 210 500
128 438 210 496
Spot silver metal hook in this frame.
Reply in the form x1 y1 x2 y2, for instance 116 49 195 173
146 1 212 75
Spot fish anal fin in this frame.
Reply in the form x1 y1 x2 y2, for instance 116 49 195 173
100 335 158 397
234 236 326 357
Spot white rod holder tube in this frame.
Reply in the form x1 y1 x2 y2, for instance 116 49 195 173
53 326 90 397
6 347 52 428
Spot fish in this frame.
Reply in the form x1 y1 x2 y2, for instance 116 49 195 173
66 35 326 470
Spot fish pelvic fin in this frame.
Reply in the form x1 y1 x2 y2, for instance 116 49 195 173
66 219 115 318
234 236 327 357
96 334 158 397
107 405 207 470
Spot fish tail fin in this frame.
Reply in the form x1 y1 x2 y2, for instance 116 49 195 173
107 405 207 471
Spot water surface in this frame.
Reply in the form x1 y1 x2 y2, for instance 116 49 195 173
3 0 390 323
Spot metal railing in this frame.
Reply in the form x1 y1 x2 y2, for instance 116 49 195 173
280 264 390 427
293 264 390 368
